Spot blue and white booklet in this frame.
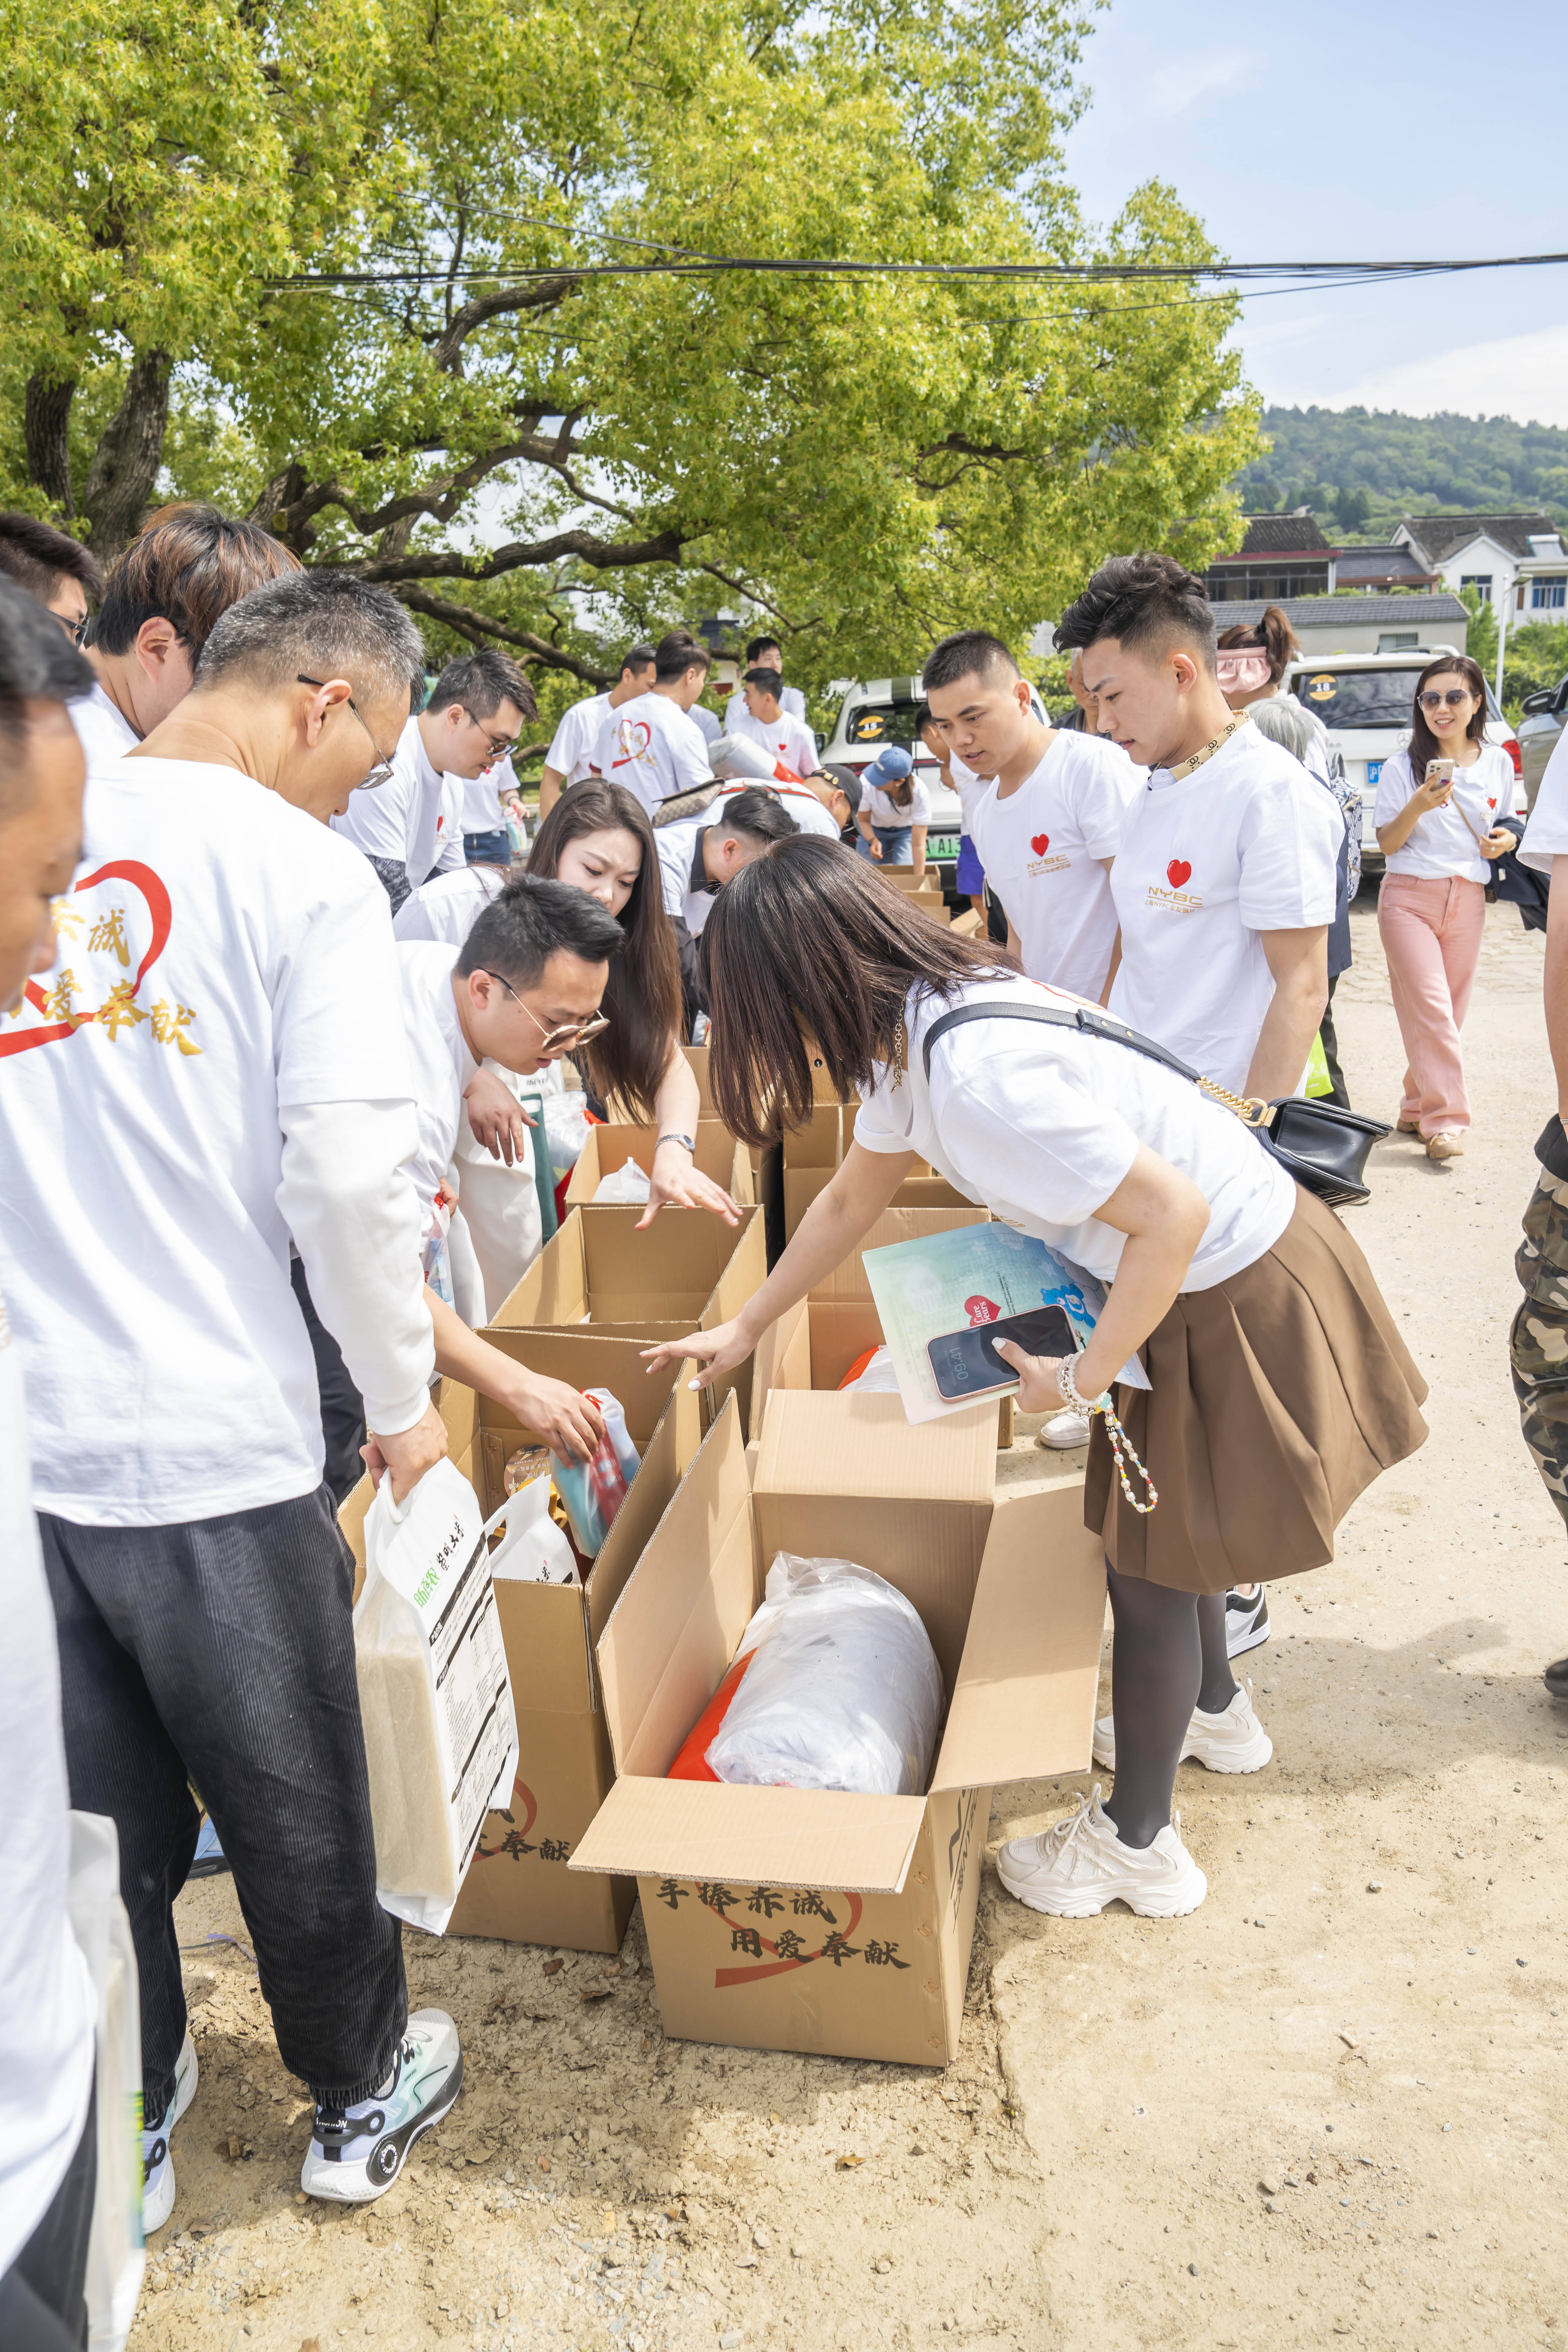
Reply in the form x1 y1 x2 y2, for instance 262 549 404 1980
861 1220 1151 1425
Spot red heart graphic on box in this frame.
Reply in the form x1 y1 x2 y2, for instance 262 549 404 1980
1 860 171 1060
1030 833 1050 856
965 1294 1001 1326
1167 859 1192 889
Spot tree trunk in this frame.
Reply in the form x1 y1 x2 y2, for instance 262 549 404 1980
24 375 78 515
81 350 173 559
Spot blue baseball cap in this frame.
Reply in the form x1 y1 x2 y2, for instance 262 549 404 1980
863 745 913 791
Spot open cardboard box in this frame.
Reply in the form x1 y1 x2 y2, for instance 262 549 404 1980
750 1206 1015 1448
569 1389 1104 2065
338 1333 703 1953
781 1105 974 1239
488 1203 767 1432
566 1121 754 1211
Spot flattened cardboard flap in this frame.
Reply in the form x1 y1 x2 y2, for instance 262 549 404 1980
568 1775 928 1897
929 1478 1105 1792
754 1388 994 1506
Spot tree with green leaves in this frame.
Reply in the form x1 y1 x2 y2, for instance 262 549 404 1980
1 0 1261 716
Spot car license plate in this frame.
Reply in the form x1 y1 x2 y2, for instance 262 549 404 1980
927 833 961 861
1366 758 1382 789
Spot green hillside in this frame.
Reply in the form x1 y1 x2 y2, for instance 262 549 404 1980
1235 407 1568 538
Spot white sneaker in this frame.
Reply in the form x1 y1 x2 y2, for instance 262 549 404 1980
1092 1679 1274 1776
995 1786 1207 1918
142 2031 198 2235
1426 1131 1464 1162
1225 1585 1271 1657
1036 1409 1092 1451
301 2010 462 2203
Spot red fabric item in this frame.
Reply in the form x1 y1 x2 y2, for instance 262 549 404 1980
837 1348 880 1391
667 1650 756 1781
553 1169 572 1223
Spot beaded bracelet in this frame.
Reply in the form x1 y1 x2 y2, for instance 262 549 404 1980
1057 1356 1158 1516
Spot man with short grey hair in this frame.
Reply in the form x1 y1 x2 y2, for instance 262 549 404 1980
334 645 531 911
0 568 466 2227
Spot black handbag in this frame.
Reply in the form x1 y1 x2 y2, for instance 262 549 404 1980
921 999 1390 1209
1447 785 1548 932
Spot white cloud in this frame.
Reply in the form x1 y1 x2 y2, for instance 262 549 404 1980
1140 49 1259 118
1312 321 1568 431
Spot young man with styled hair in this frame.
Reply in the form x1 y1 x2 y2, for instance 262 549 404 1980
334 645 532 911
744 633 808 722
0 570 478 2231
0 510 104 644
603 628 714 817
538 643 656 818
651 783 800 1020
732 665 821 781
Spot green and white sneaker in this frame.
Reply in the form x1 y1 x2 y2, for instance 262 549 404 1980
142 2031 198 2236
301 2010 463 2204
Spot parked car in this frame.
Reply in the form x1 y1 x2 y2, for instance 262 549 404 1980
820 673 1049 871
1517 674 1568 811
1282 650 1523 881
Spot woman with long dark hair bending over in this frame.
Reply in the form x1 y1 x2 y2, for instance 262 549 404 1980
645 842 1426 1918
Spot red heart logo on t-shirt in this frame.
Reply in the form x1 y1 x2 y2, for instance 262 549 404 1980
1487 799 1497 811
0 860 172 1059
1167 859 1192 889
1030 833 1050 856
965 1295 1001 1326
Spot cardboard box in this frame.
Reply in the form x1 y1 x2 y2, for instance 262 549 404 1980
338 1334 704 1952
565 1121 754 1210
684 1043 714 1119
488 1204 767 1433
750 1206 1015 1448
783 1160 975 1239
570 1391 1103 2064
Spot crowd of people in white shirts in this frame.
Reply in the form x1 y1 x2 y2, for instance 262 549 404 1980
3 508 1567 2344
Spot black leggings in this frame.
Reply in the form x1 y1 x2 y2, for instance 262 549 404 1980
1100 1566 1236 1850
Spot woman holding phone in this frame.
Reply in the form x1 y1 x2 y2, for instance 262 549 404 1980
646 842 1426 1921
1373 655 1519 1161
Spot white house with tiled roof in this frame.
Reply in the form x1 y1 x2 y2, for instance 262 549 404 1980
1392 512 1568 620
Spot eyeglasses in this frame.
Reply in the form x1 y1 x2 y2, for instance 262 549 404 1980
478 970 610 1055
297 676 396 788
53 610 89 648
1419 688 1475 711
464 708 520 758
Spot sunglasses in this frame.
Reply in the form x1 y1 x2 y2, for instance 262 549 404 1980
1419 688 1476 711
297 676 396 788
478 970 610 1056
464 708 521 758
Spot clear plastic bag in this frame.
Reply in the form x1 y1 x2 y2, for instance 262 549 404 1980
704 1553 944 1797
594 1157 652 1204
839 1344 901 1393
549 1386 641 1558
542 1091 591 1176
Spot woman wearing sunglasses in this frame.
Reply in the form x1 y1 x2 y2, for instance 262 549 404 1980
525 781 741 1223
1373 655 1519 1162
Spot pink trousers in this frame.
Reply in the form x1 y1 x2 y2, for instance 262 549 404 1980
1377 872 1486 1134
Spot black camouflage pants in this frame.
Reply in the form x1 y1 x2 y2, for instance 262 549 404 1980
1511 1166 1568 1535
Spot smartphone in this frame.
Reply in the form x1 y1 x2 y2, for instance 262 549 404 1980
1425 758 1455 797
927 1303 1079 1402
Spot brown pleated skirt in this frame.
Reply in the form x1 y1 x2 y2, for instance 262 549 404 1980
1084 1185 1428 1595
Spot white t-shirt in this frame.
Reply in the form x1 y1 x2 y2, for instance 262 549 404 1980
654 785 808 935
68 680 138 769
852 978 1295 1290
946 752 992 835
397 943 479 1238
394 863 507 946
1373 744 1518 884
545 692 611 786
1520 727 1568 874
0 758 420 1524
0 1304 96 2274
460 754 518 835
601 692 712 817
1108 723 1341 1094
863 775 933 828
333 714 456 885
731 706 819 777
691 703 722 747
969 732 1140 999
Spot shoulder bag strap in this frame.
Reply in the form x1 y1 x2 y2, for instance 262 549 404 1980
921 998 1273 1128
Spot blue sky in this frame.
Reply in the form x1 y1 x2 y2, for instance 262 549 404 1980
1062 0 1568 423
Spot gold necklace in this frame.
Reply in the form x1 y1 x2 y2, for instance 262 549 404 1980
1166 708 1252 783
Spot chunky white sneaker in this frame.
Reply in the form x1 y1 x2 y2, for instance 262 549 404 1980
1225 1584 1271 1658
301 2010 462 2203
1426 1131 1464 1162
142 2031 198 2235
1092 1679 1274 1776
995 1786 1207 1918
1036 1409 1092 1452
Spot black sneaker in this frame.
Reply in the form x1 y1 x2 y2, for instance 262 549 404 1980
1545 1657 1568 1702
1225 1586 1271 1659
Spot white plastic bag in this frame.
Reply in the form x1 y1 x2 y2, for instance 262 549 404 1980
353 1460 519 1933
840 1344 901 1394
549 1386 641 1558
66 1811 144 2352
484 1472 578 1585
705 1553 944 1797
594 1157 652 1204
543 1091 591 1176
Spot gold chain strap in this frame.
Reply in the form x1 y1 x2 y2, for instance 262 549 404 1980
1166 708 1252 783
1196 1075 1273 1129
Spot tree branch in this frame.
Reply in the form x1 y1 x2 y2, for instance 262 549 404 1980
359 522 691 583
430 272 583 373
390 585 615 686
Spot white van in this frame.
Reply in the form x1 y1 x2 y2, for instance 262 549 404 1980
1282 650 1522 879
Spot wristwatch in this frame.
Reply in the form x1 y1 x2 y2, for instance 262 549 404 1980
656 1131 697 1155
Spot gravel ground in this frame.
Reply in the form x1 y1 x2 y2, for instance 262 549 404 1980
134 896 1566 2352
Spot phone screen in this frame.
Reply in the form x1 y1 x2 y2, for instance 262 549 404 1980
926 1303 1079 1402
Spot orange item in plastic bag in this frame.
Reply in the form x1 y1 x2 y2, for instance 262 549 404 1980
837 1349 879 1391
666 1650 756 1781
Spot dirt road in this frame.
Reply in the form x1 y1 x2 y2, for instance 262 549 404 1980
135 897 1565 2352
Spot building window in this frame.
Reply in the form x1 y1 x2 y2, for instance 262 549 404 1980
1532 576 1567 610
1377 632 1419 653
1460 574 1493 603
